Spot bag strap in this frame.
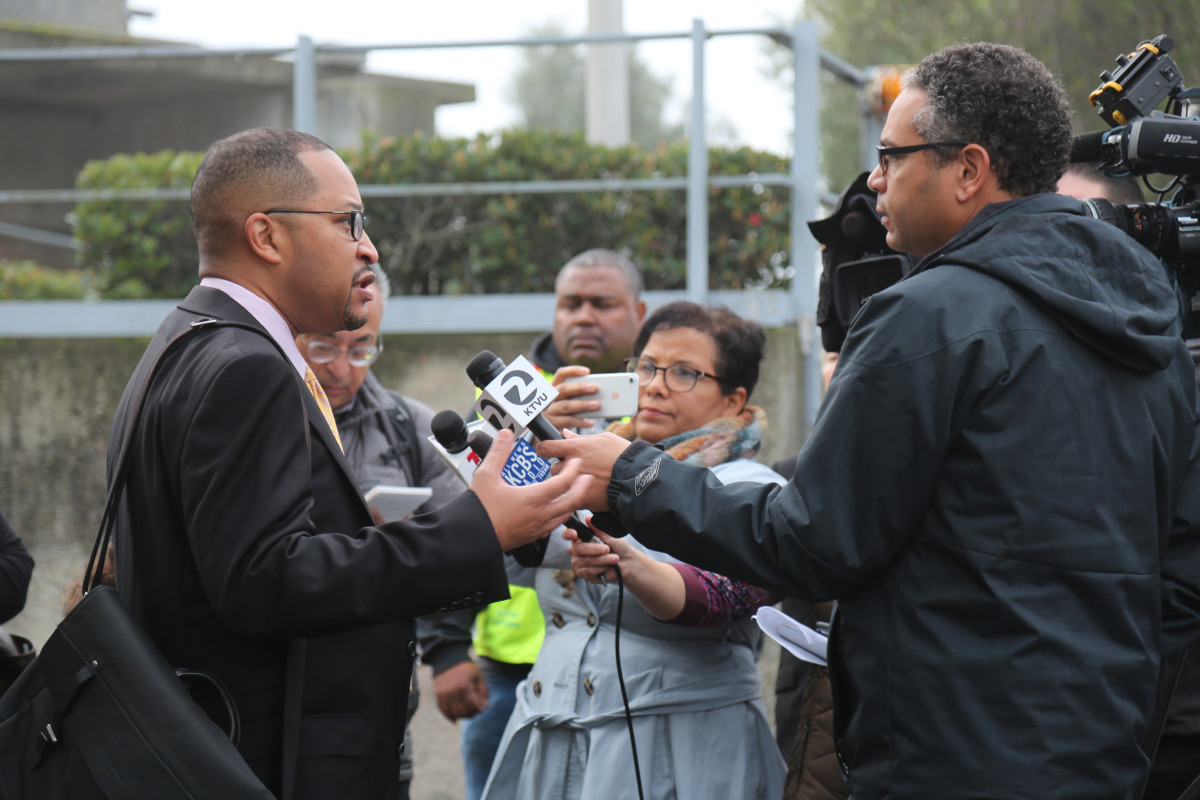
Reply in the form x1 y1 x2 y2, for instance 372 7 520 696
89 315 309 799
87 319 220 592
384 392 424 487
281 639 306 800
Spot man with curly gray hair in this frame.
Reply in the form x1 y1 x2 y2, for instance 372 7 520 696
867 42 1075 257
541 42 1200 799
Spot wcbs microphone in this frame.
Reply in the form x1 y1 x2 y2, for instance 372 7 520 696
467 428 555 566
467 428 595 546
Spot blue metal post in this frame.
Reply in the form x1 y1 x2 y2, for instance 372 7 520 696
791 21 822 431
686 19 708 305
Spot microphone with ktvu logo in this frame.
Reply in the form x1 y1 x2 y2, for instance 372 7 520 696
465 350 625 540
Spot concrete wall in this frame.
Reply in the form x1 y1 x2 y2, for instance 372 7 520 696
0 0 127 33
0 325 808 648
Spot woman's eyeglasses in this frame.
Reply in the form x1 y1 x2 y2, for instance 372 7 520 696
625 357 725 393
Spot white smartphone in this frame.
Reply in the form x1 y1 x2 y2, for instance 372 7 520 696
560 372 639 419
363 485 433 522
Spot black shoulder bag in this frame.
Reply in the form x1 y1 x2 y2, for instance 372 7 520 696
0 319 285 800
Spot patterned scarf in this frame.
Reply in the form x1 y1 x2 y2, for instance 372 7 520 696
608 405 768 467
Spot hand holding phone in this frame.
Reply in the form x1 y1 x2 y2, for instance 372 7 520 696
560 373 639 419
543 366 639 434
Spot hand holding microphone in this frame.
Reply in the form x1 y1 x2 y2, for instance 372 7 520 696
466 428 595 546
431 410 563 565
467 427 592 558
466 351 627 536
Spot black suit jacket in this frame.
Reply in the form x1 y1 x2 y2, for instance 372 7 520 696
108 286 508 799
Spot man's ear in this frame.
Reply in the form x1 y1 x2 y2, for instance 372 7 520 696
956 144 993 202
244 212 286 264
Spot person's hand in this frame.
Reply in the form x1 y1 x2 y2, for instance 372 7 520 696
433 660 489 721
822 351 839 392
542 365 601 433
564 523 686 620
566 527 637 585
471 429 594 550
537 429 632 512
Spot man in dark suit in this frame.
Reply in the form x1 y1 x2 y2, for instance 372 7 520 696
108 127 590 799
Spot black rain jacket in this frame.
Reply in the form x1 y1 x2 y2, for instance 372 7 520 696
610 194 1200 799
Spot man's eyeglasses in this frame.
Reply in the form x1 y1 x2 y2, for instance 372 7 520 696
876 140 970 175
625 357 726 393
305 340 381 367
264 208 367 241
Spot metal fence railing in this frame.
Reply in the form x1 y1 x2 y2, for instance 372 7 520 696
0 20 880 427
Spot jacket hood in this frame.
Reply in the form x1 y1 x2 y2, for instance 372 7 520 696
528 331 568 373
917 193 1180 372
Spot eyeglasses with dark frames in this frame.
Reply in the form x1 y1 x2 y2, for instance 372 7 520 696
264 208 367 241
304 339 382 367
625 357 727 393
876 140 970 175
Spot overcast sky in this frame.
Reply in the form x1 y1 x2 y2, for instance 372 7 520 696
127 0 804 154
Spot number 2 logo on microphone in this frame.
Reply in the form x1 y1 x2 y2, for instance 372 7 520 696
501 370 549 417
474 355 559 434
501 370 540 408
494 357 557 423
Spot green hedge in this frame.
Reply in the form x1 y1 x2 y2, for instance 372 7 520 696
73 130 793 299
75 150 204 299
0 260 96 300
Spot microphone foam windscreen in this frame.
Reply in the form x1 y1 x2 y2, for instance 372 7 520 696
466 350 502 385
431 410 468 449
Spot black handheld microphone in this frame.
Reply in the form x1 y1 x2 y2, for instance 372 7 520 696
465 429 494 455
431 409 471 452
466 351 625 537
427 410 485 488
466 350 563 443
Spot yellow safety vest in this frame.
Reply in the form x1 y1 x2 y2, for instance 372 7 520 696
473 585 544 664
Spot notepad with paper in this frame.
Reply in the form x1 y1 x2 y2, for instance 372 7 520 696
363 485 433 522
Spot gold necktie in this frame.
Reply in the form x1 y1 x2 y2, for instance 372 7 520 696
303 365 344 453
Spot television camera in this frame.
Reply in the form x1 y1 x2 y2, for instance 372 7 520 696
810 172 911 351
1072 34 1200 282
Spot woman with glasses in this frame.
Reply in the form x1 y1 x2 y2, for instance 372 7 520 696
481 301 787 800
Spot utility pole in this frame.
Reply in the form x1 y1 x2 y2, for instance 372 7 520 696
585 0 630 146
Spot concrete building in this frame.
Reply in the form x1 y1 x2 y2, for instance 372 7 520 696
0 0 475 266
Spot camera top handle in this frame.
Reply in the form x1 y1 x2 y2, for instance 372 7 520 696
1089 35 1183 126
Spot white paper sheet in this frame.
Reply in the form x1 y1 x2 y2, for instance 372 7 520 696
753 605 828 666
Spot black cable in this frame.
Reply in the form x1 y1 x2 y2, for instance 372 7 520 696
612 565 645 800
